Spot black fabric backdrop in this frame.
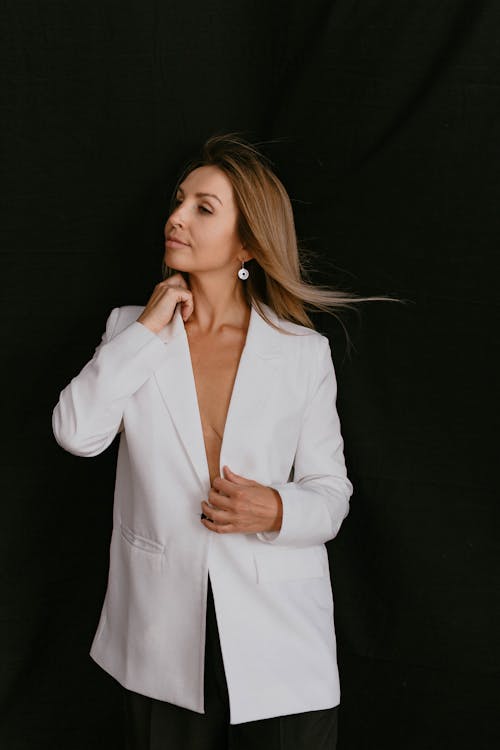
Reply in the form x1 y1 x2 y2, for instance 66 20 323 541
2 1 499 748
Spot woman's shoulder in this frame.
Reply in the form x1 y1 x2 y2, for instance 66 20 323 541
260 301 326 346
259 303 328 373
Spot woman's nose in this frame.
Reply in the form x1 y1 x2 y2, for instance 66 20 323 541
169 202 187 225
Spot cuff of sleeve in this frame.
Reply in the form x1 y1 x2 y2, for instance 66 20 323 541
255 482 299 546
104 320 169 372
256 530 280 543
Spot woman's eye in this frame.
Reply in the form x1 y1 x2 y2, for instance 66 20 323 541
173 199 211 215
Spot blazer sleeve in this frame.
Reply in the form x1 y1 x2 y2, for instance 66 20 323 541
52 307 168 457
256 334 353 548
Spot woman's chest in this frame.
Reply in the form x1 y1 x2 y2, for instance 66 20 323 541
187 331 246 484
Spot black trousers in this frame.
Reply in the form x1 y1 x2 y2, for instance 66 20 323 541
123 573 339 749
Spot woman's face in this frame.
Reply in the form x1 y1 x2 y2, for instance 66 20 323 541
163 165 246 277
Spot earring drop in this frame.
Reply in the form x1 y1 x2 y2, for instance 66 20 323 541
238 260 249 280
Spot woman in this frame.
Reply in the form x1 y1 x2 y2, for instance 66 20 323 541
52 133 393 749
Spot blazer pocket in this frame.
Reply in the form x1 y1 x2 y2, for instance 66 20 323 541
119 521 165 555
253 545 327 583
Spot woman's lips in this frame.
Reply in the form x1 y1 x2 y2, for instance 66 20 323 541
166 238 189 247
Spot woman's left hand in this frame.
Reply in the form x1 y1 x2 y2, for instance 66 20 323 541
200 465 283 535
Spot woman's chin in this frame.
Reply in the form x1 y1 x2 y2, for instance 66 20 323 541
164 254 189 272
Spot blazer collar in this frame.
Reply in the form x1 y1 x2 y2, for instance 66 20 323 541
152 300 284 492
155 299 283 358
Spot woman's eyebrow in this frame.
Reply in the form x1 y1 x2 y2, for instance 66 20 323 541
177 186 223 206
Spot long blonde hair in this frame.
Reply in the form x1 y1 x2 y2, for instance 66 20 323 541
161 131 404 342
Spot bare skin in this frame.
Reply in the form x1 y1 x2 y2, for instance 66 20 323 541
185 307 249 488
136 165 283 536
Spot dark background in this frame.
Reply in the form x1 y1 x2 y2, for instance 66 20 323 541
2 1 499 748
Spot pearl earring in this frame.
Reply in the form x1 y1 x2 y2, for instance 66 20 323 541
238 260 249 280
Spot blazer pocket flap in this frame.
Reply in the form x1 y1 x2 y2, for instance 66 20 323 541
253 545 327 583
119 521 164 554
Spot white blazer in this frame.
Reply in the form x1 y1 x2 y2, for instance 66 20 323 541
52 300 354 725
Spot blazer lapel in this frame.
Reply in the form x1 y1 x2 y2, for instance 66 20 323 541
152 301 283 492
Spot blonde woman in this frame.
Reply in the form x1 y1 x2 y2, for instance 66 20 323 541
52 133 394 749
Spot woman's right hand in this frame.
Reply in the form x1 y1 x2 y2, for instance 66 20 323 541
137 273 194 334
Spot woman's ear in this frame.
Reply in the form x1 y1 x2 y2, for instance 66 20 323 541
241 244 253 262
